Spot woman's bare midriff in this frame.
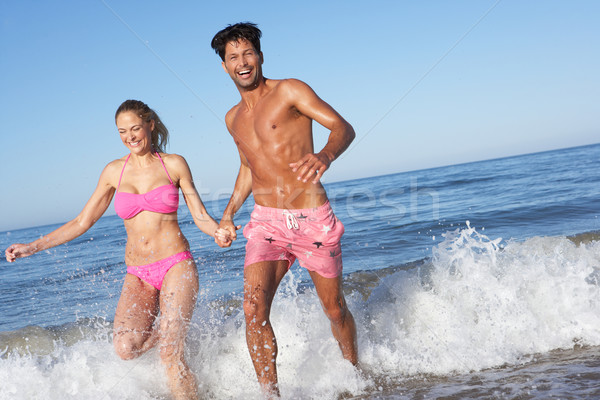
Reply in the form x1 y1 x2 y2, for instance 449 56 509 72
122 212 190 265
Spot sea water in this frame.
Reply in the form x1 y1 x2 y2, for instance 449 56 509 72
1 143 599 399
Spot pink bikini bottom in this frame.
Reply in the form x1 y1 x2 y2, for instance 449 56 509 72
127 250 193 290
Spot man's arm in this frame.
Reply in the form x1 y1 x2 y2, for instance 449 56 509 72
286 79 355 183
220 146 253 241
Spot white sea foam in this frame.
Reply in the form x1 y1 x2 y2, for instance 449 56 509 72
360 224 600 379
1 225 599 399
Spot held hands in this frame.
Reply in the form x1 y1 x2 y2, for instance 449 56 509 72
5 243 34 263
214 220 241 248
289 152 332 184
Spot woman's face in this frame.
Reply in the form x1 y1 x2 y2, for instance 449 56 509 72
116 111 154 153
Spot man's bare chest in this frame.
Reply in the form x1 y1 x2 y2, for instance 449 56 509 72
232 104 296 143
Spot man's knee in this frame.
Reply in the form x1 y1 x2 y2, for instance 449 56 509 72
243 296 270 324
243 296 256 316
243 285 270 324
322 296 349 325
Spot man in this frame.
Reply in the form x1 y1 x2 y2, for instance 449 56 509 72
211 22 358 397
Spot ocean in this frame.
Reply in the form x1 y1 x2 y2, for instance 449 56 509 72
1 143 599 399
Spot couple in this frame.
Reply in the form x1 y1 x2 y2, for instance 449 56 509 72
5 23 357 399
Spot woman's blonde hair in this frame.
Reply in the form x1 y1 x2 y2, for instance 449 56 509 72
115 99 169 153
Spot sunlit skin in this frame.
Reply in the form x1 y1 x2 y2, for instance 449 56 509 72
115 112 192 265
217 37 358 397
117 112 153 156
219 39 356 213
5 110 231 400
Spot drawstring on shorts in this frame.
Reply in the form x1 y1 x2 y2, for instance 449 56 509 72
283 210 299 230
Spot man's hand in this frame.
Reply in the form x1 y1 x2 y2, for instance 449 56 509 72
214 228 233 248
289 151 332 184
215 220 241 248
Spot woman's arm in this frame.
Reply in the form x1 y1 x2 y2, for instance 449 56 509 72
169 154 221 239
5 162 117 262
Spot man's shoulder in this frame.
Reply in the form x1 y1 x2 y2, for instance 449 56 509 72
269 78 309 92
225 102 242 123
226 101 242 114
266 79 315 105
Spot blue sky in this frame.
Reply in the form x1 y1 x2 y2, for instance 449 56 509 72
1 1 598 231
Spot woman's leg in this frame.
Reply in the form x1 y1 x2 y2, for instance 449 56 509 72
113 273 160 360
158 258 199 400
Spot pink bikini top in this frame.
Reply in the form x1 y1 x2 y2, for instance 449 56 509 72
114 153 179 220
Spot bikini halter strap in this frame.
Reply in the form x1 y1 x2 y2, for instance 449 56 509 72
155 152 174 184
116 152 173 190
117 154 131 190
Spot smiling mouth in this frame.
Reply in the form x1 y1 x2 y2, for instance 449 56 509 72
238 69 251 77
129 140 141 147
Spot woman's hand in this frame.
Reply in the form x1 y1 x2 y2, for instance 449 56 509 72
214 227 238 248
5 243 35 262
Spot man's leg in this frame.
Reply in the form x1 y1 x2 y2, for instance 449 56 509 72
309 271 358 365
243 260 289 397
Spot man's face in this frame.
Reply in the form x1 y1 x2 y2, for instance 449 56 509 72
221 39 263 90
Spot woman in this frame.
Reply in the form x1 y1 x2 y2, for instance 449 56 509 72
5 99 229 400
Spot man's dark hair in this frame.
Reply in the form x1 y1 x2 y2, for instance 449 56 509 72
211 22 262 61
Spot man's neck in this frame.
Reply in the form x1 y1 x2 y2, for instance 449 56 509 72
239 77 269 109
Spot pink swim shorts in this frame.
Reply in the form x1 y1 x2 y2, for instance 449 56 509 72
243 201 345 278
127 250 193 290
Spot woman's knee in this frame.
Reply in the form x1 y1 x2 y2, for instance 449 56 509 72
158 338 185 367
113 334 139 360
